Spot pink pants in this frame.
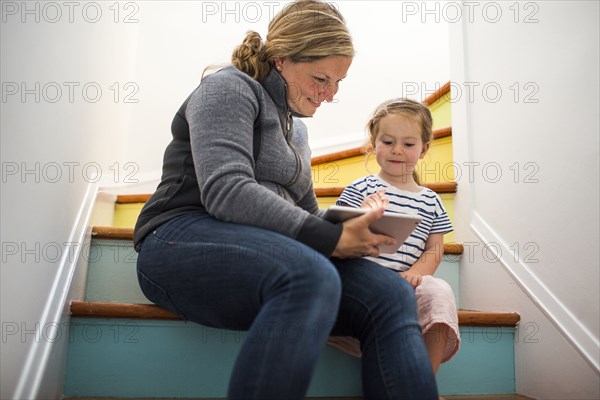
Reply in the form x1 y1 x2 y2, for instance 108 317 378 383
328 275 460 363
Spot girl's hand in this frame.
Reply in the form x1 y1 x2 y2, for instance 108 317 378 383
332 207 396 259
400 270 423 288
361 189 389 209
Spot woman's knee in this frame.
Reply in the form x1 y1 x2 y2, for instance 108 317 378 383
293 252 342 302
262 247 342 306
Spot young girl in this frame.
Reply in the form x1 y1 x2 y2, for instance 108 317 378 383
328 98 460 375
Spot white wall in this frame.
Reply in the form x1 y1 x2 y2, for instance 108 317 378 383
449 1 599 398
1 3 136 398
124 0 450 171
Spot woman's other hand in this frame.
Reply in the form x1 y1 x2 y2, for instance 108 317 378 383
331 207 396 259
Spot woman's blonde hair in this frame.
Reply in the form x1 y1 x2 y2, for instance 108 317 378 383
231 0 354 80
366 98 433 185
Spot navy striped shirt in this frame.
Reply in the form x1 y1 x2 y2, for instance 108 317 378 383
337 174 453 271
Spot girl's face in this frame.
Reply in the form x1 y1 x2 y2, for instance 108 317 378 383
374 114 429 184
274 55 352 117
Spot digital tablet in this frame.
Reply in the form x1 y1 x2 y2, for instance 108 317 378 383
323 205 422 254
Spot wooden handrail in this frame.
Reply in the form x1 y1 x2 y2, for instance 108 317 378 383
70 301 520 327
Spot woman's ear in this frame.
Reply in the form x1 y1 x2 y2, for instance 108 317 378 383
273 57 284 72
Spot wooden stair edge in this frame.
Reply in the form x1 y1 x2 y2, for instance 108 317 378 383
90 226 464 255
310 126 452 166
116 194 152 204
433 125 452 139
70 301 520 327
423 81 451 106
116 180 457 205
91 226 135 240
311 146 366 166
315 182 457 197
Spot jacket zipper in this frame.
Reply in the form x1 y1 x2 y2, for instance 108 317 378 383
285 111 302 185
286 111 292 133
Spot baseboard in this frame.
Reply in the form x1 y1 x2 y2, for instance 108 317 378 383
12 181 99 399
471 211 599 373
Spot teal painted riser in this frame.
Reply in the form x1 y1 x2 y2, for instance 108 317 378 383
64 318 515 397
87 239 461 304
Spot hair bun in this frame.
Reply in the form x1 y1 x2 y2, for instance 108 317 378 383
242 31 264 54
232 31 267 79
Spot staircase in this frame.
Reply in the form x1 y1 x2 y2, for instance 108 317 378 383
63 83 523 398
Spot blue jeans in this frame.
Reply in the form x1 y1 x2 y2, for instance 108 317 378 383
136 213 438 399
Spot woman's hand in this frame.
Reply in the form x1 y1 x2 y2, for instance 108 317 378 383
331 207 396 259
400 270 423 288
361 189 389 209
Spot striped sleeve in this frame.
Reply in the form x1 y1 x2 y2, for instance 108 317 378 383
336 177 368 208
430 192 453 234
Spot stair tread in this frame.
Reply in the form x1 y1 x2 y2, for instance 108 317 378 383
70 301 520 327
91 226 464 255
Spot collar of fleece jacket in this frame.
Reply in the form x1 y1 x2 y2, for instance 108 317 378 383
259 67 309 119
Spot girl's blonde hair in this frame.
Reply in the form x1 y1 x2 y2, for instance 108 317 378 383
366 98 433 185
231 0 354 81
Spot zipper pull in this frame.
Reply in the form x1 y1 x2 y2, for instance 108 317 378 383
286 111 292 132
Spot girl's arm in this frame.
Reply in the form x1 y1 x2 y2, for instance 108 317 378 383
401 233 445 288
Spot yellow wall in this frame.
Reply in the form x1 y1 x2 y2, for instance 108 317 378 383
429 92 452 130
113 203 144 228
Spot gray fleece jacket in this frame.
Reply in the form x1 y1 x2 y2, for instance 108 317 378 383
134 66 342 255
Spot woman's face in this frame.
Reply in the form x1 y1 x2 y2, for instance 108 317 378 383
274 55 352 117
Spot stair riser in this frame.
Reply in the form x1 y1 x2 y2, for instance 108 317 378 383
86 239 460 305
64 318 515 397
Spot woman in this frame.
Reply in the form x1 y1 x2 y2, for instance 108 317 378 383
134 1 438 398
